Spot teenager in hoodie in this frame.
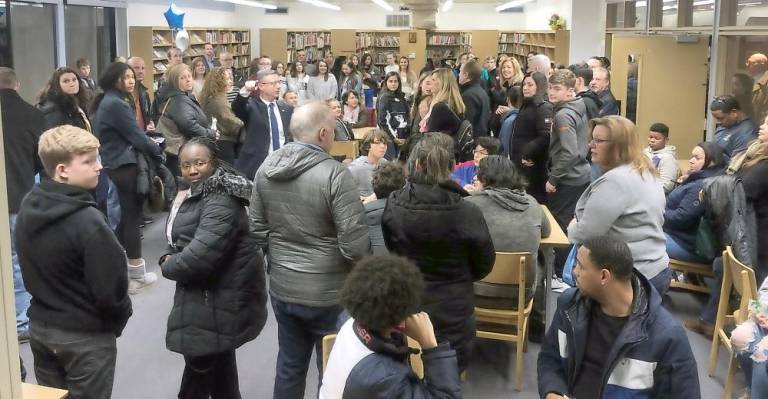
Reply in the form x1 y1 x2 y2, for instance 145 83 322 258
644 122 679 194
568 63 602 121
16 126 132 398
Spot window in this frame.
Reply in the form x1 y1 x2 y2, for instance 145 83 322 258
9 1 57 103
65 5 117 82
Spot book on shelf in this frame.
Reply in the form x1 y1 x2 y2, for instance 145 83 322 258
428 33 458 46
190 31 206 45
152 33 170 46
288 32 331 50
152 49 166 59
153 62 167 74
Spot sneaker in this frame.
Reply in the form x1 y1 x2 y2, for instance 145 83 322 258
551 277 570 293
17 330 30 344
128 272 158 295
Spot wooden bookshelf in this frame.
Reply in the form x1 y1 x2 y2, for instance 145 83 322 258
129 26 251 95
286 31 332 64
425 31 472 61
497 30 570 67
356 31 401 65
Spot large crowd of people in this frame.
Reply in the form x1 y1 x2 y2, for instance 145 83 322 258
4 41 768 399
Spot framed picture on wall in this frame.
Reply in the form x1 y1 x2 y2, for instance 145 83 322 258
409 31 417 43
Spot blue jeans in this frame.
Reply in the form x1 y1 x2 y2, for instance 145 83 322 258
10 214 30 335
648 266 673 297
271 297 341 399
700 257 723 324
752 360 768 397
665 233 711 263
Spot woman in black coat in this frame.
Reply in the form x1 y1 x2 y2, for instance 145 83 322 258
38 67 92 130
382 132 495 373
160 137 267 398
509 72 553 203
377 72 410 160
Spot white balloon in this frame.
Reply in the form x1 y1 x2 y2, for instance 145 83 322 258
175 30 189 52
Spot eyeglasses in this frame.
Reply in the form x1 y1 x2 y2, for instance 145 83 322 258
473 149 489 155
259 81 280 86
589 138 611 146
180 160 210 170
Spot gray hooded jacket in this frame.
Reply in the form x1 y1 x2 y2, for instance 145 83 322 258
250 142 371 307
548 98 591 187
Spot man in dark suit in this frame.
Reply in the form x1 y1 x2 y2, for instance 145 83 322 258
233 69 293 179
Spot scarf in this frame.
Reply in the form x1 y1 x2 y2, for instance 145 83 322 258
727 139 768 175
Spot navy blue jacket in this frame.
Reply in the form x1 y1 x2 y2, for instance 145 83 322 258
92 90 163 169
714 117 757 162
537 271 700 399
232 94 293 179
664 166 723 254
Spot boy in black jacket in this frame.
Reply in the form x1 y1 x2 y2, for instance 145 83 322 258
320 255 461 399
16 125 132 398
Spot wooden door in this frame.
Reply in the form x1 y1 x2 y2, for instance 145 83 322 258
611 35 710 157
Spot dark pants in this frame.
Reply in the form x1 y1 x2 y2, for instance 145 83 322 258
218 141 238 166
700 256 724 324
107 165 141 259
271 298 341 399
647 266 673 297
547 182 589 277
29 321 117 399
166 153 181 180
178 351 240 399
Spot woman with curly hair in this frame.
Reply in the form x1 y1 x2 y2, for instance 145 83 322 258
38 67 92 131
198 67 244 165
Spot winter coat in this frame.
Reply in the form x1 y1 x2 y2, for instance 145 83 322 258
162 168 267 357
460 80 490 137
382 181 495 371
702 175 758 272
577 89 602 121
162 88 216 141
537 271 701 399
364 198 387 254
202 95 244 143
2 89 44 213
338 74 362 99
16 178 132 336
319 318 461 399
645 145 679 193
737 160 768 280
92 90 163 169
377 91 410 140
597 89 619 116
488 80 517 136
497 108 518 157
37 93 90 131
509 96 552 203
136 152 177 210
250 142 371 307
549 98 591 188
136 82 152 130
334 119 354 141
465 188 550 302
308 75 339 101
714 118 757 162
426 102 462 137
663 167 723 255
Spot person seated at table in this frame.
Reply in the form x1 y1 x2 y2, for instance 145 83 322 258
349 129 390 198
664 141 725 263
327 98 353 141
465 155 551 310
342 90 372 128
453 136 500 190
365 163 406 254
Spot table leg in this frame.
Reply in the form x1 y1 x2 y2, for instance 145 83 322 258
544 247 555 328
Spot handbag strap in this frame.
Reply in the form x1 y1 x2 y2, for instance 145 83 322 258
160 98 172 117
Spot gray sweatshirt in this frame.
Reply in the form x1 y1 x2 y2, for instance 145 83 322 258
548 98 591 187
308 74 339 101
568 164 668 280
644 145 679 193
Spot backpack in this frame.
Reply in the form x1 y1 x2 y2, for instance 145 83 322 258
454 119 474 163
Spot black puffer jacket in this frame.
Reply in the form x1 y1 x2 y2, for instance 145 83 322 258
382 181 495 372
162 167 268 357
163 88 216 140
509 96 553 203
38 93 90 131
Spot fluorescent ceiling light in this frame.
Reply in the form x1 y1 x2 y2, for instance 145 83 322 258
371 0 394 11
298 0 341 11
442 0 453 12
496 0 534 12
693 0 714 5
213 0 277 8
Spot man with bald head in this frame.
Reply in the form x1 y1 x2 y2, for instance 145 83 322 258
749 53 768 123
126 56 154 131
249 102 370 399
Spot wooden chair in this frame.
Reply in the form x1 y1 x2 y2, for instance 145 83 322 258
330 140 359 161
669 258 714 294
321 333 424 379
708 246 758 398
474 252 534 391
21 383 69 398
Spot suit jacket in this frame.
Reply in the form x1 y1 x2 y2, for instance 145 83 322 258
232 94 293 178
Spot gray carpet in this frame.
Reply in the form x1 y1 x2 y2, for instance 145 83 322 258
18 213 731 398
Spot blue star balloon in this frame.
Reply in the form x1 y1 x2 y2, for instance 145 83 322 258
163 2 185 30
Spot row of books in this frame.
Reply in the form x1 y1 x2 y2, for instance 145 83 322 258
287 32 331 50
286 47 331 63
426 33 471 46
499 33 528 44
498 43 555 55
205 30 249 44
355 33 400 50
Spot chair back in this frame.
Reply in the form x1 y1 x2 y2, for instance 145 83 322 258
479 252 531 315
724 246 758 301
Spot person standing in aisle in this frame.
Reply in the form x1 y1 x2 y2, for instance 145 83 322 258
151 47 185 121
338 61 362 100
250 102 370 399
360 53 382 83
1 68 44 344
76 58 96 104
459 59 490 137
398 56 417 102
377 72 410 159
489 57 524 136
308 60 339 102
567 63 601 121
38 67 92 131
91 62 165 292
590 67 620 116
17 125 133 399
127 57 155 132
160 137 267 399
233 69 293 179
199 67 245 166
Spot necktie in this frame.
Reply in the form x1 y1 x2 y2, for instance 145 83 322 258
269 103 281 151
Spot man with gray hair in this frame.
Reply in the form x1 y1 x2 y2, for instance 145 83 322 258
528 54 552 77
233 69 293 178
590 67 619 116
0 67 45 345
250 101 370 399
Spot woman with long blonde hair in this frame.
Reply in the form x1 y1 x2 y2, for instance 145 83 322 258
198 67 244 165
420 68 465 136
567 116 670 295
189 57 207 100
489 58 524 135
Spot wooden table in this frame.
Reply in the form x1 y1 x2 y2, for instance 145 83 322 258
539 206 571 327
352 127 376 140
22 383 68 399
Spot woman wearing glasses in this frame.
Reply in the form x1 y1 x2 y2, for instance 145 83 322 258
160 137 267 398
567 116 670 296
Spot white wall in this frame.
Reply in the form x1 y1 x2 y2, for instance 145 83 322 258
569 0 605 63
126 0 237 28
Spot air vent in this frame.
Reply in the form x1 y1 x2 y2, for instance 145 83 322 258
386 14 410 28
266 7 289 14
